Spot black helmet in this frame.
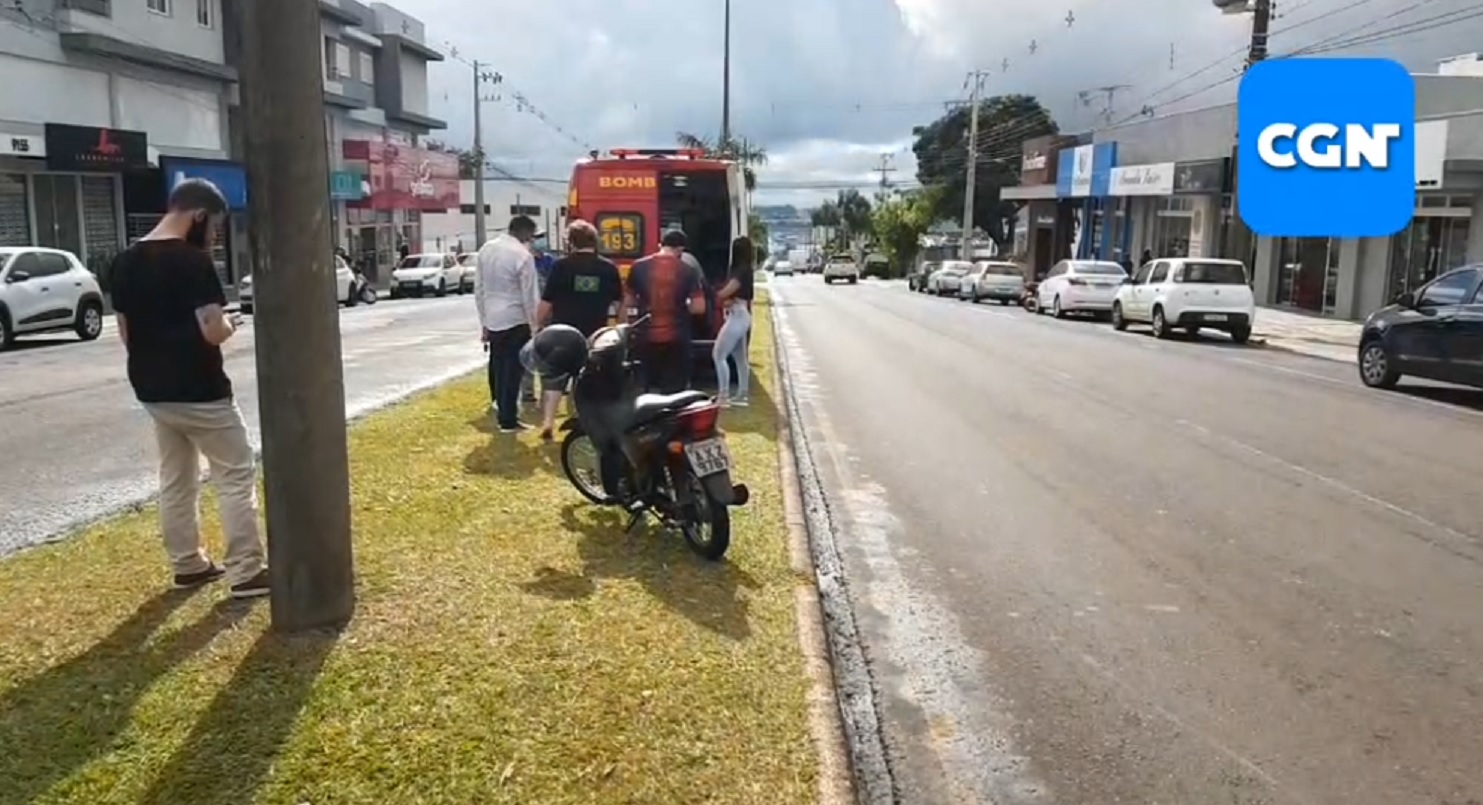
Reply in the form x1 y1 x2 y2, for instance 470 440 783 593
529 324 587 377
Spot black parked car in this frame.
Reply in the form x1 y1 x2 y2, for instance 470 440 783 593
1357 265 1483 390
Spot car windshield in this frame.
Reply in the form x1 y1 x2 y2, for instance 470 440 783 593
1072 262 1126 276
943 261 973 273
830 255 854 263
1178 261 1248 284
400 255 443 268
981 264 1021 276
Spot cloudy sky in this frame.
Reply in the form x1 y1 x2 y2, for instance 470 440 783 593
405 0 1483 209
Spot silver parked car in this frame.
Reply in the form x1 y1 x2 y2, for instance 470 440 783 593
960 261 1027 305
926 260 974 296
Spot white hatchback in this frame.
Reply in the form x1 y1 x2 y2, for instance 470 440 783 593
390 253 462 298
1112 257 1255 342
240 254 356 314
0 247 106 349
1036 259 1127 318
823 253 859 284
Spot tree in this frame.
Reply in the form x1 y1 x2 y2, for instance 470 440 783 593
810 201 841 228
748 217 770 262
809 190 871 248
871 188 941 274
425 139 484 179
912 94 1057 245
675 131 767 191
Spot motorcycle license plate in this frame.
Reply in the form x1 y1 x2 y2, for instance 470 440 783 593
684 438 732 477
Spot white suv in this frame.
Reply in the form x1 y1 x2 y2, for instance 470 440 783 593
1111 257 1255 342
823 253 859 284
0 247 107 350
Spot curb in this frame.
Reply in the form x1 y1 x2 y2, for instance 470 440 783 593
768 296 896 804
1249 335 1353 364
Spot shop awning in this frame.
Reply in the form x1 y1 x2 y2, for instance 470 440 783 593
1001 184 1056 201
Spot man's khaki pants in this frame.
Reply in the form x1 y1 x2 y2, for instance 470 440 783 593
143 400 265 585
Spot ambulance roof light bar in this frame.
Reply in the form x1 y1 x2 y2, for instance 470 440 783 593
607 148 709 160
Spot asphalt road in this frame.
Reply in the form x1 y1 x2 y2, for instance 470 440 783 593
0 296 484 554
773 276 1483 805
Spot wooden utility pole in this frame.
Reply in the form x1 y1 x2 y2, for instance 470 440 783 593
230 0 354 632
874 153 896 202
960 70 987 259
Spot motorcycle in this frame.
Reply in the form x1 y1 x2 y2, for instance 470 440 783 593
553 317 748 561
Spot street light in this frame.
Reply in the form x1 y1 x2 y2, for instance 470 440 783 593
721 0 731 151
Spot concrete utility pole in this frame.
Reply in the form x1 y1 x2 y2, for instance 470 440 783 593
960 70 988 259
874 152 896 202
229 0 353 632
720 0 732 151
1225 0 1272 263
471 61 502 246
1078 84 1132 128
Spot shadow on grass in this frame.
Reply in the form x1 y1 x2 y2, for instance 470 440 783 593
521 504 759 641
0 591 252 805
134 628 339 805
462 425 559 478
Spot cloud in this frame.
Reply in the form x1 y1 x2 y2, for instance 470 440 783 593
404 0 1483 208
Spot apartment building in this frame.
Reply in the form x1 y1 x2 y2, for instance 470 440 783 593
0 0 237 277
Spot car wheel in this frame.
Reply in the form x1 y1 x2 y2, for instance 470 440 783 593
1230 325 1252 344
1000 299 1011 306
849 277 857 284
1052 295 1065 318
1358 338 1400 389
73 299 105 341
1111 302 1127 331
0 311 12 351
436 279 448 297
1151 306 1171 339
345 283 358 307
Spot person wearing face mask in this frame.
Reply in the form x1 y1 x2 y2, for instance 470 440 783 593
108 178 269 599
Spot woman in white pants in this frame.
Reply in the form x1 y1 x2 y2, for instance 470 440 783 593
713 236 756 406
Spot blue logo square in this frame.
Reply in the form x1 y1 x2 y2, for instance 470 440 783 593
1238 58 1415 238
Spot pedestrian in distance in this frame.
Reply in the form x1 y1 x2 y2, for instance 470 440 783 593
534 219 624 440
713 235 755 407
624 228 706 393
476 214 541 432
1141 248 1153 266
107 178 269 599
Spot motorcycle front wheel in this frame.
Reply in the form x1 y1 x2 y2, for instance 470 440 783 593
560 429 614 505
678 471 731 561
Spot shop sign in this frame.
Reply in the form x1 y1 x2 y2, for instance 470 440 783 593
342 139 458 211
1057 142 1118 197
162 157 248 210
44 124 149 172
0 133 44 158
329 170 365 200
1173 158 1229 194
1415 119 1446 189
1022 151 1047 172
1020 134 1071 185
1109 162 1175 195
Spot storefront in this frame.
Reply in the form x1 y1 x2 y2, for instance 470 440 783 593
1108 161 1174 264
1055 142 1118 262
0 125 146 275
341 138 457 281
120 157 249 286
1003 134 1078 278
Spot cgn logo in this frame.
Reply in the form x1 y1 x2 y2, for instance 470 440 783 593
1238 58 1415 238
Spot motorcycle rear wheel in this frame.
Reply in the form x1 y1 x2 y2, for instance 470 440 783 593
679 471 731 561
560 429 614 505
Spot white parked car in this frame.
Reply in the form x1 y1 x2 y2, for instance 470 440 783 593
1036 259 1128 319
455 253 476 293
927 260 974 296
0 247 106 350
772 260 795 277
239 254 357 314
389 252 462 298
823 253 859 284
961 261 1026 305
1112 257 1255 342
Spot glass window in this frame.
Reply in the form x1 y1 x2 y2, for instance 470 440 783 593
5 252 44 279
34 252 72 277
196 0 211 27
1132 264 1152 284
359 51 374 83
147 0 170 14
595 213 643 258
0 173 29 246
1148 262 1169 283
1177 261 1247 284
1416 269 1479 307
1073 262 1126 276
1047 262 1065 277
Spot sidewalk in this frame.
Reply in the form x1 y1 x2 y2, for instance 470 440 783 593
0 297 821 805
1251 306 1361 363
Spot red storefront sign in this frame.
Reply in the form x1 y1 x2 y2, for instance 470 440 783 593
342 139 459 211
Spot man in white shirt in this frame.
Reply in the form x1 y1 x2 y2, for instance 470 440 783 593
475 215 540 432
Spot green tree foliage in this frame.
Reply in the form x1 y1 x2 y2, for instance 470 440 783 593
912 94 1057 245
425 140 485 180
675 132 768 191
809 189 872 248
870 188 941 273
748 217 770 262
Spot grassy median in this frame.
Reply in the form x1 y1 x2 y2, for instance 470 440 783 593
0 296 817 805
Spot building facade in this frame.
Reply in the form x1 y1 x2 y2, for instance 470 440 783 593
421 178 569 255
1 0 238 283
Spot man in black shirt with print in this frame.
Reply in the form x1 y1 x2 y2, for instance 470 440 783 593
534 219 623 439
109 178 268 599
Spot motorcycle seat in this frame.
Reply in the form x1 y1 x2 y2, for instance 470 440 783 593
628 391 710 427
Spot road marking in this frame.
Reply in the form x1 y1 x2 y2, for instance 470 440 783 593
1175 418 1480 549
1229 357 1483 420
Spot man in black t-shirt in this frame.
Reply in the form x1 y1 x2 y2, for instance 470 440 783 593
534 219 623 439
109 179 268 599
